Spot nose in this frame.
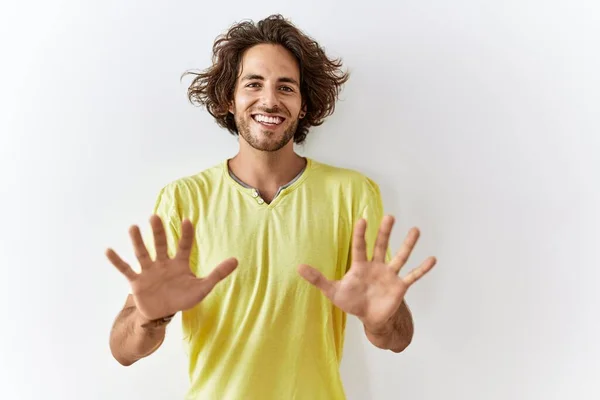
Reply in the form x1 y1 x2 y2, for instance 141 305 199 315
260 85 279 109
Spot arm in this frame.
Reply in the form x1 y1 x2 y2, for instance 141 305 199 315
109 294 171 366
364 300 414 353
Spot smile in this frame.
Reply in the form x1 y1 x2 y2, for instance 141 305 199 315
252 114 285 126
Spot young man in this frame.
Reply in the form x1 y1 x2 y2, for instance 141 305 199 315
107 14 436 400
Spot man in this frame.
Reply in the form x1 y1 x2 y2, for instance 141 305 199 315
107 14 436 400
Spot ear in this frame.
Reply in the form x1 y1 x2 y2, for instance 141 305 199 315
299 104 307 119
228 101 234 114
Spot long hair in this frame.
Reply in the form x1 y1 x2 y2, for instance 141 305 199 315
183 14 349 144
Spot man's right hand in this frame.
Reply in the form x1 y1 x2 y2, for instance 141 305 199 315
106 214 238 322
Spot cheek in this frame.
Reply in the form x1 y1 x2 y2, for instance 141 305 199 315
284 98 303 117
233 91 256 112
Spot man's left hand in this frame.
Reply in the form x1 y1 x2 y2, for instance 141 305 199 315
297 215 436 333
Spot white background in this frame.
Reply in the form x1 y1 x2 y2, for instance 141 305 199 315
1 1 599 399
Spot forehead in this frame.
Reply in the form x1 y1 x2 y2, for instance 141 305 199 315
238 44 300 81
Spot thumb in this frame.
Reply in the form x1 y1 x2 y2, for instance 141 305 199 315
204 257 239 289
195 257 239 300
297 264 336 299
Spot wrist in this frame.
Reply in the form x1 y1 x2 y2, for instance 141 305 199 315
137 312 176 330
363 316 394 337
364 325 392 349
363 318 396 349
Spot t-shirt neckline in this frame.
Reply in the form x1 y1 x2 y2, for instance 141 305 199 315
222 157 313 208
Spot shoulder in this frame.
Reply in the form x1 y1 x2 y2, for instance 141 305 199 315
305 158 384 219
153 160 226 207
307 158 381 196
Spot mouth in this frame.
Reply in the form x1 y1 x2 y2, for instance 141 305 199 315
251 113 286 127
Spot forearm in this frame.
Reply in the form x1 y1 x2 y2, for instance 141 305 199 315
109 306 167 366
364 300 414 353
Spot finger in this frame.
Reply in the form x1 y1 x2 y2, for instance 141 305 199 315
297 264 337 300
128 225 151 269
372 215 395 262
105 248 137 281
150 214 169 261
389 227 420 274
199 257 239 296
352 218 368 263
175 219 195 261
402 256 437 287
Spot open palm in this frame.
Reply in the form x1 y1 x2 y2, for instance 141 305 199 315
106 215 238 321
298 215 436 332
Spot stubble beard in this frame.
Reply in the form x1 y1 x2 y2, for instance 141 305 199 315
234 111 299 152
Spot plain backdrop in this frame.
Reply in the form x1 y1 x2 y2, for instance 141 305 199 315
1 1 599 399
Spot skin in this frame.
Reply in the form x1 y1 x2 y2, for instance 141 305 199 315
229 43 305 153
227 43 307 203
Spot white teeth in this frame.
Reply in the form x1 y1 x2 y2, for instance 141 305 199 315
253 114 283 125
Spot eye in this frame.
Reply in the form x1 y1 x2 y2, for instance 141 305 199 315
280 86 294 92
246 82 261 88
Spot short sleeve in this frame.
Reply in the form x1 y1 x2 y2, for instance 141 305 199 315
143 183 182 261
359 179 392 263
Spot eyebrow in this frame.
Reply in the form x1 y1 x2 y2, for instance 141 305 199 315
241 74 300 87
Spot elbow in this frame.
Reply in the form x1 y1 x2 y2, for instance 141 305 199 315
110 345 133 366
113 352 135 367
390 326 414 353
111 348 136 367
390 337 412 353
109 337 136 367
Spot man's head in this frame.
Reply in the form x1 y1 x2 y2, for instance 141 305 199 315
185 14 349 150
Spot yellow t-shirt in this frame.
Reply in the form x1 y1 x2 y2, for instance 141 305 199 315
150 157 387 400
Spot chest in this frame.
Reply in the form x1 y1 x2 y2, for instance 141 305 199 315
190 203 353 297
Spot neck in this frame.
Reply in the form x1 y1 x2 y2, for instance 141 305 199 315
228 143 306 200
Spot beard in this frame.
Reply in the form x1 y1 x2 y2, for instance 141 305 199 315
234 109 299 152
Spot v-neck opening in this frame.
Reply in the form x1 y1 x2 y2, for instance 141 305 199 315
223 157 313 209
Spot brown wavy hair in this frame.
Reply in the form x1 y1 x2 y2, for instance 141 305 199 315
182 14 350 144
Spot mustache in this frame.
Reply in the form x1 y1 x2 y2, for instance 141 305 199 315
252 106 290 117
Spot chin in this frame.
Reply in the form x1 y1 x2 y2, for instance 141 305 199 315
251 138 291 152
243 131 292 152
236 115 298 152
